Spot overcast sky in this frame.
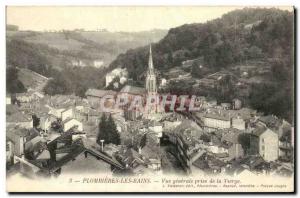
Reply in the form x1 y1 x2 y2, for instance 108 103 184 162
6 6 293 32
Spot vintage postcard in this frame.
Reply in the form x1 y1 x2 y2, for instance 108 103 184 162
6 6 295 193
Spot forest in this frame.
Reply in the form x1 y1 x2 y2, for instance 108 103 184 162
109 8 294 122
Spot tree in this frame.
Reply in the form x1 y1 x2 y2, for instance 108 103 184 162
32 115 40 128
139 134 147 148
97 114 107 144
6 67 26 94
238 133 251 154
97 114 121 145
106 115 121 145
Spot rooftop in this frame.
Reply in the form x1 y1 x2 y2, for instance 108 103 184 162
85 89 116 98
6 105 32 123
252 126 268 136
120 85 146 95
203 113 231 121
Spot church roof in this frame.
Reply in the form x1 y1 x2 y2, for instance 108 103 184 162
120 85 146 95
85 89 116 98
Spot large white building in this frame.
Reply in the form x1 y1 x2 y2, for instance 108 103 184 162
63 118 83 132
105 68 128 87
202 113 231 130
251 126 279 162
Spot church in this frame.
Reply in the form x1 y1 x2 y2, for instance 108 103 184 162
120 44 163 121
144 45 164 119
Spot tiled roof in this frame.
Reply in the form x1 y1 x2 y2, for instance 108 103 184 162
203 113 231 121
120 85 146 95
252 126 268 136
258 115 282 127
36 149 51 160
85 89 116 98
62 118 81 124
221 130 242 144
6 107 32 123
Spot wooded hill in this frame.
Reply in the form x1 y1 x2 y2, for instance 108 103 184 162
108 8 294 122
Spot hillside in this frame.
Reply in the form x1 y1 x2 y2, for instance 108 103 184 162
6 28 167 97
17 68 49 92
6 29 167 69
108 8 294 121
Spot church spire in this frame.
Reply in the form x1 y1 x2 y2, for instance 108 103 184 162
145 44 157 94
148 44 154 74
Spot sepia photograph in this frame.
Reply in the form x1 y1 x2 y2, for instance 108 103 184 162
5 5 295 193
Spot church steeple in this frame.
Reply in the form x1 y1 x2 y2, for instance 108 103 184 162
148 44 154 75
146 44 157 94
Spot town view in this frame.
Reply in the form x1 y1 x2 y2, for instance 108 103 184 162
6 7 294 183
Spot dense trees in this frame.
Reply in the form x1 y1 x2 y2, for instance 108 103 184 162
6 38 108 97
97 114 121 146
43 66 106 97
6 39 54 77
109 8 294 121
6 67 26 94
110 8 293 80
238 133 252 154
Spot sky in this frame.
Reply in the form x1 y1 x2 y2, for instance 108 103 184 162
6 6 293 32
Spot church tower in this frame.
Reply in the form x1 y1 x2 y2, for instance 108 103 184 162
146 45 157 94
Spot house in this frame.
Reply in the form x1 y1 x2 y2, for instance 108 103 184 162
62 118 83 132
61 108 74 121
207 142 229 155
250 126 279 162
15 93 33 103
192 153 226 175
105 68 128 87
160 78 167 87
201 113 231 130
6 126 39 157
220 103 232 110
119 85 146 120
7 105 33 129
24 136 48 160
148 120 163 138
237 156 270 174
93 60 104 68
48 107 66 119
232 117 246 130
119 85 146 98
39 114 57 132
232 98 242 110
6 139 15 165
85 89 116 107
221 130 245 160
